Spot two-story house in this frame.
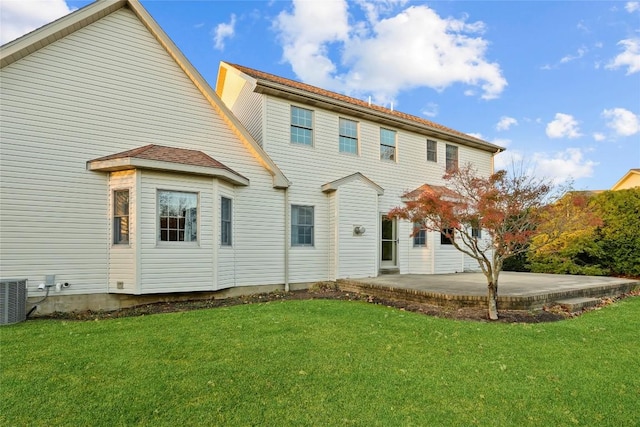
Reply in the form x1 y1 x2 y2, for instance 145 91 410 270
0 0 502 315
215 62 503 282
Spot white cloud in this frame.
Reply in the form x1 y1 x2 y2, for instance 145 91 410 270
602 108 640 136
625 2 640 13
532 148 597 184
496 116 517 131
213 14 236 51
606 38 640 74
421 102 439 118
560 46 587 64
0 0 75 45
466 132 483 140
274 1 507 104
593 132 606 141
546 113 582 139
496 148 597 185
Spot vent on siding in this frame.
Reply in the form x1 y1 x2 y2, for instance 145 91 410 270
0 279 27 325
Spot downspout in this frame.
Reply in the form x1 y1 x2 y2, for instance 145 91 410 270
284 188 290 292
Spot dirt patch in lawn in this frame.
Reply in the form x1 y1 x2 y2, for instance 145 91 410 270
37 286 640 323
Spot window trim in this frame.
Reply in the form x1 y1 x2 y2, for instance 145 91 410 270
113 189 129 245
413 224 427 247
427 139 437 163
290 105 314 146
157 189 199 243
445 144 458 172
220 196 232 247
291 205 314 247
380 128 397 161
339 117 359 154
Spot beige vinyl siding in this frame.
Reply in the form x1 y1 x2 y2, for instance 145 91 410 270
259 95 490 277
406 230 434 275
217 183 236 289
335 180 379 278
327 192 337 281
108 170 137 293
137 172 214 293
1 8 285 295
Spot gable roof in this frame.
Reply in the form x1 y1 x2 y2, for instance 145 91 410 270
87 144 249 186
321 172 384 195
611 168 640 190
222 62 504 154
1 0 289 189
402 183 460 201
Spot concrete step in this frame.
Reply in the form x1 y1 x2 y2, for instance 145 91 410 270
554 297 601 312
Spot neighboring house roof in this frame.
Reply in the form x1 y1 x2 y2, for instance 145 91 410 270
321 172 384 195
223 62 505 154
611 168 640 191
87 144 249 186
0 0 289 189
402 184 460 201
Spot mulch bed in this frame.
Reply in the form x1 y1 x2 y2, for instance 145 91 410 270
37 286 640 323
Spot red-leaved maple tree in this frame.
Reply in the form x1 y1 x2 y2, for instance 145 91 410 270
389 163 592 320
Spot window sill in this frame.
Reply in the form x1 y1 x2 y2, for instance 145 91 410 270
156 242 200 248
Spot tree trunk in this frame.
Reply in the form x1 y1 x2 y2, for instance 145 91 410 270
487 281 498 320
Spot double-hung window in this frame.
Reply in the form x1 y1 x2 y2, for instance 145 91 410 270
291 106 313 145
427 140 437 162
113 190 129 244
413 223 426 247
158 190 198 242
380 128 396 161
339 118 358 154
221 197 232 246
291 205 314 246
445 144 458 172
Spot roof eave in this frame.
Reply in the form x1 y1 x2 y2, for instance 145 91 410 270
87 157 250 186
253 80 504 154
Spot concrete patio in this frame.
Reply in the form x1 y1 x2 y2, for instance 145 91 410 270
338 272 640 310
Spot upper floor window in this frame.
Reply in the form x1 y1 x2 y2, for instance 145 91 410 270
291 106 313 145
427 140 437 162
339 118 358 154
158 190 197 242
446 144 458 172
291 205 314 246
413 224 426 247
380 128 396 161
221 196 232 246
113 190 129 244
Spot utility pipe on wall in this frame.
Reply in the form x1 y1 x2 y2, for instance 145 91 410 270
284 188 290 292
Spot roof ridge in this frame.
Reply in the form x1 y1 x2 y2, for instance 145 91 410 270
226 62 497 148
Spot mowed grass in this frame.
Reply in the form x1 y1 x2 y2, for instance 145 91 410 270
1 298 639 427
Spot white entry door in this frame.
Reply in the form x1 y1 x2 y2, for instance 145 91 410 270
380 215 397 270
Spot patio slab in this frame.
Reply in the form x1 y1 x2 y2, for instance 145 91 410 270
338 272 640 310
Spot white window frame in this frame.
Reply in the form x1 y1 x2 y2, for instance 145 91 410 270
157 190 198 243
291 205 314 247
113 189 129 245
380 128 397 161
413 224 427 247
446 144 458 172
427 139 437 163
339 117 358 154
290 106 313 146
221 196 232 246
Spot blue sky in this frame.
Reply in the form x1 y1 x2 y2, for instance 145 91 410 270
2 0 639 190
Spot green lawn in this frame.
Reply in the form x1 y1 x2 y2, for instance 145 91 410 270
1 298 639 426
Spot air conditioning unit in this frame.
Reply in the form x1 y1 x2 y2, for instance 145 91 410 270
0 279 27 325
